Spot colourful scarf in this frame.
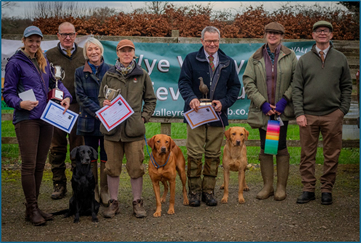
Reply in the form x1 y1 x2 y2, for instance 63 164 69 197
115 59 135 77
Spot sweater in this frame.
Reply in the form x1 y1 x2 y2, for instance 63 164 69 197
292 43 352 117
45 43 85 104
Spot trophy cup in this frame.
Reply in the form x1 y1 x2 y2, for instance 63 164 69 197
48 63 65 103
103 85 121 101
198 77 212 106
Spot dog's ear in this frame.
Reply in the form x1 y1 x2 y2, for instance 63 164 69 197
70 147 79 160
244 129 249 141
170 137 176 150
147 136 155 150
90 146 98 160
224 128 230 140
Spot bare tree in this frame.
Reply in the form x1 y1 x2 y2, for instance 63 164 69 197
146 1 169 14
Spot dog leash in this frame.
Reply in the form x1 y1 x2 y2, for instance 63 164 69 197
144 135 171 169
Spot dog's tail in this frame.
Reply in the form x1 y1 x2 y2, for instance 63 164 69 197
51 209 69 215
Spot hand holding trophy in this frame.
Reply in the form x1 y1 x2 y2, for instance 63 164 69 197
103 85 121 101
48 63 65 103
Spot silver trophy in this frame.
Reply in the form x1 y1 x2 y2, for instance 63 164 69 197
103 85 121 101
48 63 65 103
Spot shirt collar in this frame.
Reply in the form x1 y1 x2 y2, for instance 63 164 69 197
60 43 75 54
315 45 330 57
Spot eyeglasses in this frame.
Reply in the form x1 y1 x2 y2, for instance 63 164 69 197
204 40 219 44
58 33 76 38
314 29 331 34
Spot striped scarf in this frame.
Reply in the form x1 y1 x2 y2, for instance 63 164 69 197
115 59 135 77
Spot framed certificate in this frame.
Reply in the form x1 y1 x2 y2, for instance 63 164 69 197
96 94 134 132
184 105 220 129
40 100 78 133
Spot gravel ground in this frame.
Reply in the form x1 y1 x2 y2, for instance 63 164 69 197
1 163 359 242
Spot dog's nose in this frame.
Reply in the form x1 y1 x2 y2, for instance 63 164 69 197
160 147 166 153
236 140 241 146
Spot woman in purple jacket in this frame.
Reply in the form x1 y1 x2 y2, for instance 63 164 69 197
3 26 72 226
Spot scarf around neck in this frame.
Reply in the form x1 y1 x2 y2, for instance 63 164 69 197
115 59 135 77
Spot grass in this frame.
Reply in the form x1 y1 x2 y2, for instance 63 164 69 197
2 119 359 165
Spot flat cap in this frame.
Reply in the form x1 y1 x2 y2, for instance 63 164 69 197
117 39 135 51
264 22 285 34
313 21 333 32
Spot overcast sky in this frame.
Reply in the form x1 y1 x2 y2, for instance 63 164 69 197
2 1 347 18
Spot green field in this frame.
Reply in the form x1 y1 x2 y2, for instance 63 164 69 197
1 119 359 165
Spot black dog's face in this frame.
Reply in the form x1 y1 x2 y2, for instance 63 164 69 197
71 145 98 165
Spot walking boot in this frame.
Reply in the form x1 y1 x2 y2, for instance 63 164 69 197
274 151 290 201
187 156 202 207
91 161 100 203
202 191 218 206
256 154 274 200
133 198 147 218
49 152 67 199
188 191 201 207
100 161 110 206
27 203 46 226
103 199 120 218
51 184 67 200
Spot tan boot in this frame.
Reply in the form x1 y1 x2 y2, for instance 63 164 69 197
274 151 290 201
256 154 274 200
133 198 147 218
100 162 110 206
91 162 100 203
103 199 120 218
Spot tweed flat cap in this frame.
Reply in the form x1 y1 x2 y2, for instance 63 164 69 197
117 39 135 51
313 21 333 32
264 22 285 34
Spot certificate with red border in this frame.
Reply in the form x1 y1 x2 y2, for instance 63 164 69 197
96 94 134 132
184 105 220 129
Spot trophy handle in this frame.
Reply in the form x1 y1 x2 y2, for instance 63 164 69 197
50 63 56 80
61 69 65 80
103 85 108 98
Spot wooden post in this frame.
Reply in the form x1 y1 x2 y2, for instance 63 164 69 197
160 123 171 136
171 30 179 38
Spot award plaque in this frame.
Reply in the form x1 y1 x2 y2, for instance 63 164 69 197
198 77 211 106
103 85 121 101
48 64 65 103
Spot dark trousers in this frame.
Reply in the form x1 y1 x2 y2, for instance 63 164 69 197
49 103 84 185
84 135 107 162
15 119 53 204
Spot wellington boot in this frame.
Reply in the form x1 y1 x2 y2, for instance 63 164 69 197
274 153 290 201
91 162 100 203
100 162 110 206
27 203 46 226
256 154 274 200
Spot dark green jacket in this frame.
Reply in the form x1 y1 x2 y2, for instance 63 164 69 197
98 64 157 142
45 43 85 104
292 43 352 117
243 44 297 130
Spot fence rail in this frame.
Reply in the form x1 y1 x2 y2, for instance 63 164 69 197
2 114 359 148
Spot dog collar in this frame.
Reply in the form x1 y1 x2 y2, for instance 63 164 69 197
150 152 171 169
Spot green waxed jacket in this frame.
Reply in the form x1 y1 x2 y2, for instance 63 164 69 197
243 44 297 130
98 64 156 142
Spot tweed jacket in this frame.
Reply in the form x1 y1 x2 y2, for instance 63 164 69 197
75 60 112 136
243 44 297 130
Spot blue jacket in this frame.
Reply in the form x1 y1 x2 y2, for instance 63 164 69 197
178 46 241 126
3 50 72 124
75 60 112 136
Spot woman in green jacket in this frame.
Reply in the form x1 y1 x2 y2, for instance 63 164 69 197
98 39 156 218
243 22 297 201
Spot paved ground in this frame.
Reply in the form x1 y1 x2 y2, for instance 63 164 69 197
1 163 359 242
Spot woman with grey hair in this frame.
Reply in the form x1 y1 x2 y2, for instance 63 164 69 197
74 37 112 206
243 22 297 201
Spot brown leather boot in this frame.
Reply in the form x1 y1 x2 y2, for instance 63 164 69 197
103 199 120 218
256 154 274 200
133 198 147 218
100 161 110 206
27 203 46 226
25 203 53 221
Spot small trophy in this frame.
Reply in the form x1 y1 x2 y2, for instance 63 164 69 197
103 85 121 101
48 63 65 103
198 77 211 106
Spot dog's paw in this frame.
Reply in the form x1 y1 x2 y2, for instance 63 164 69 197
221 197 228 204
220 184 224 190
153 211 162 217
92 217 99 223
243 186 250 191
167 208 175 215
238 197 246 204
161 198 166 203
183 198 189 205
73 218 80 223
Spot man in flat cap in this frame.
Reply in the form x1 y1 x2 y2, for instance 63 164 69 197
292 20 352 205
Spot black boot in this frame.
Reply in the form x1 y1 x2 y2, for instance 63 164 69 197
188 191 201 207
202 191 217 206
27 203 46 226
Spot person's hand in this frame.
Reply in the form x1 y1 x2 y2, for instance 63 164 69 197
261 102 275 116
212 100 222 112
20 100 39 111
296 115 307 127
275 97 288 115
190 98 200 112
103 100 111 106
60 97 70 114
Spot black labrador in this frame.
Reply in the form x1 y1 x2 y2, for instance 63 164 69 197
53 145 100 223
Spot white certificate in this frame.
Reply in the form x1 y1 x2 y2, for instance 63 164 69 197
96 94 134 132
40 100 78 133
184 105 220 129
